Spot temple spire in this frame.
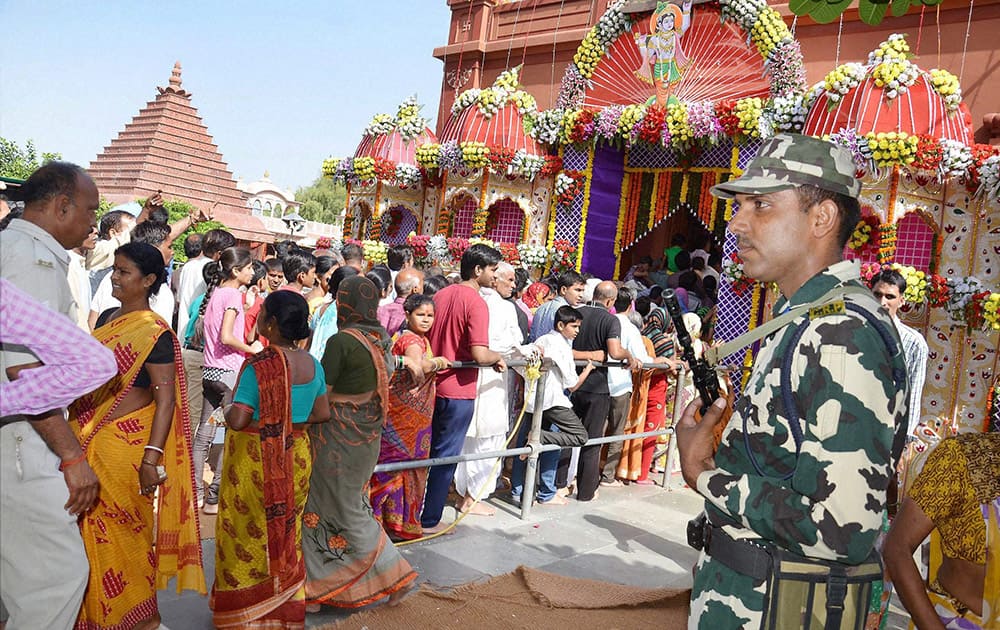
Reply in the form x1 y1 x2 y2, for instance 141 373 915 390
158 61 190 97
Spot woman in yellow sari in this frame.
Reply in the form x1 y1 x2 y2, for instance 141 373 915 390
69 242 204 630
212 290 331 629
884 432 1000 629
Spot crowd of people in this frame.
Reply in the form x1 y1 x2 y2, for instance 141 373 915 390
0 138 994 630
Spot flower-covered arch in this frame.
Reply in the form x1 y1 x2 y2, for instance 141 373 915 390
323 96 440 243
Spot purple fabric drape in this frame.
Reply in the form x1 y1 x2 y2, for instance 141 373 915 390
580 145 626 278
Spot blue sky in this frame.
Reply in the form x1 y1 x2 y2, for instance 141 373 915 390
1 0 452 191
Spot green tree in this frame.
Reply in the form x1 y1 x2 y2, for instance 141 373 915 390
136 197 225 264
0 137 62 179
295 176 346 225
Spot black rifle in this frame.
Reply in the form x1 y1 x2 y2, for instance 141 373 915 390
662 288 721 415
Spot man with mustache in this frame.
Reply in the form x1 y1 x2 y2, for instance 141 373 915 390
676 134 909 629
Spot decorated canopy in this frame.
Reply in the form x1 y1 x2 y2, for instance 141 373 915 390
804 34 973 145
324 96 439 242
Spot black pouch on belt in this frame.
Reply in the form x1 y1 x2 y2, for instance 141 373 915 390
704 523 883 630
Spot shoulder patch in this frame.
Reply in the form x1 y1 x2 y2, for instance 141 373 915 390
809 300 845 320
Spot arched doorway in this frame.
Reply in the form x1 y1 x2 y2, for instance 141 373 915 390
381 205 419 244
485 198 525 244
449 195 477 239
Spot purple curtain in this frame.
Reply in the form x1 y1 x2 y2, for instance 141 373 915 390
581 145 626 278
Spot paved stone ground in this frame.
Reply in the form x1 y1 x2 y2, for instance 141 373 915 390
159 477 911 628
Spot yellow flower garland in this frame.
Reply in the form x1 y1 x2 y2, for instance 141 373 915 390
575 145 596 272
613 171 631 279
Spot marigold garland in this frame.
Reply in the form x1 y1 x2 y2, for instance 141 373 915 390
877 223 897 263
575 147 596 271
613 172 631 277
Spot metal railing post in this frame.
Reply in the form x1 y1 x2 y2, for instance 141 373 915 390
519 367 548 520
663 367 686 490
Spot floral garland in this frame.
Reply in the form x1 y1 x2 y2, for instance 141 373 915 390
822 63 867 106
405 232 432 265
498 242 520 266
554 171 585 207
877 222 897 263
865 131 919 168
722 252 758 295
986 379 1000 434
719 0 806 98
549 240 579 274
414 142 551 181
928 68 962 113
978 155 1000 205
571 0 631 82
847 215 880 252
517 243 549 269
364 113 395 137
826 130 1000 193
529 95 784 152
361 239 388 266
451 67 537 121
861 262 1000 331
471 206 489 237
868 34 919 100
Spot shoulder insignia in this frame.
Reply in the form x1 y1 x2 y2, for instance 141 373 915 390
808 300 845 320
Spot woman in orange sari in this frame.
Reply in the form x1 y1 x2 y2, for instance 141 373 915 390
69 242 204 630
211 290 331 629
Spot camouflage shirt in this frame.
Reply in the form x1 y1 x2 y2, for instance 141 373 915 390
689 260 908 629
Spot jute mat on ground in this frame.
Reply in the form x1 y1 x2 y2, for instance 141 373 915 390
320 566 691 629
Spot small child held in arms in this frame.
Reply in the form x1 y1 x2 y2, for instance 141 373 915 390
511 305 591 506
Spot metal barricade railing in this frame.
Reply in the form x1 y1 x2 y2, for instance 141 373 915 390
371 358 688 521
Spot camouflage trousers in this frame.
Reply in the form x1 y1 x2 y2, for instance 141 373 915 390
689 550 768 630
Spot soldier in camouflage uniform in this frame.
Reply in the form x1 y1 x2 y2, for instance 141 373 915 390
675 134 909 629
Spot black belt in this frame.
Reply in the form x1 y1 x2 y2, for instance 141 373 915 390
704 523 773 582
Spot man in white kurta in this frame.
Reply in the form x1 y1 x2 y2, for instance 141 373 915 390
455 262 533 515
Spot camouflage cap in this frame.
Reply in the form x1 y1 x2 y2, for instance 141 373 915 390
710 133 861 200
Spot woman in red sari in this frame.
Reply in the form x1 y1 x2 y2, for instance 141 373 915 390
70 242 204 630
211 290 331 629
370 294 449 540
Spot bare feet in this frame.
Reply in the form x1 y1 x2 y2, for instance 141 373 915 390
422 521 455 535
458 498 496 516
538 495 568 506
387 582 417 607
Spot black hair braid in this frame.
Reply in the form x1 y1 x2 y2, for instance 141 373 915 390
197 260 224 320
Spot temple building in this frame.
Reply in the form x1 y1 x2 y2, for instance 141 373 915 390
88 63 272 243
433 0 1000 144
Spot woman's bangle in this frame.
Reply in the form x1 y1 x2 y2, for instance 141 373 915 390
144 445 164 455
59 452 87 472
140 460 158 467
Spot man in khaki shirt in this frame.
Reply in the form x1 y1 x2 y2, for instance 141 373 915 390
0 162 103 629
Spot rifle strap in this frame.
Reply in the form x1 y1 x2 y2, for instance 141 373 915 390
703 285 873 368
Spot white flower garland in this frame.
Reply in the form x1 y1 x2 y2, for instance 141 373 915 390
517 243 549 269
364 113 395 137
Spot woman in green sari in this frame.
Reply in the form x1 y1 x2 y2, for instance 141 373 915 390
302 275 417 610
